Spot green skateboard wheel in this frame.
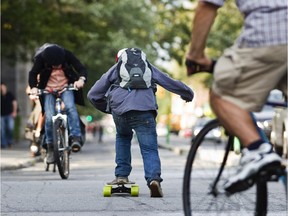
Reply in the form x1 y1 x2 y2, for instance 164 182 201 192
131 185 139 197
103 185 112 197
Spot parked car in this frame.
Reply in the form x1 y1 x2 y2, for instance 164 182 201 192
178 128 192 138
269 90 287 158
253 90 284 141
253 105 274 140
271 107 287 158
191 117 222 143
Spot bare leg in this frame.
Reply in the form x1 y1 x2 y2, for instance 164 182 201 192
210 91 260 147
37 113 45 131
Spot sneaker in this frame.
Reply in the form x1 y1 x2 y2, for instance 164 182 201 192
224 143 282 194
70 136 82 153
109 176 129 184
149 180 163 197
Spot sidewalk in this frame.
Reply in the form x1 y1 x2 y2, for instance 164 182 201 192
1 134 191 171
1 140 43 171
157 134 191 155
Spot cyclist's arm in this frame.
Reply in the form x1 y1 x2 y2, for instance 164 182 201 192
65 49 88 81
28 56 43 88
65 50 88 89
186 2 219 66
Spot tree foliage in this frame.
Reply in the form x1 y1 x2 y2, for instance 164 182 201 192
179 0 243 89
2 0 158 71
1 0 243 118
2 0 161 118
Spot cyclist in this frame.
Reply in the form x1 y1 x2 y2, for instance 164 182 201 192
25 85 45 156
185 0 287 193
28 43 88 164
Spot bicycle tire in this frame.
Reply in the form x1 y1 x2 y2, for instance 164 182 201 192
183 119 287 216
53 118 70 179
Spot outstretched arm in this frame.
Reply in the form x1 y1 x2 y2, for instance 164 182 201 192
151 64 194 102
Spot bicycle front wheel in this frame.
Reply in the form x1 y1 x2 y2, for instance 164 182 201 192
183 119 287 216
183 119 244 215
53 118 70 179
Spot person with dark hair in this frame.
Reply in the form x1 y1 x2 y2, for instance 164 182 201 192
88 48 194 197
1 82 17 149
28 43 88 163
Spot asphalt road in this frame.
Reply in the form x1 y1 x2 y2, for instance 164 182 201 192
1 134 287 216
1 134 188 216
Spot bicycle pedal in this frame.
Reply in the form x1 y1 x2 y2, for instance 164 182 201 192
258 162 283 181
225 177 255 195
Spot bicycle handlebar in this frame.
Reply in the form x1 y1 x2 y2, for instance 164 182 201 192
28 84 77 96
185 59 217 76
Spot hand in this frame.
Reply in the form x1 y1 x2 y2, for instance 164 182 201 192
74 79 85 90
181 95 192 102
30 87 38 95
29 94 39 100
185 58 216 76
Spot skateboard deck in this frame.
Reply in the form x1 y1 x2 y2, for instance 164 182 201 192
103 181 139 197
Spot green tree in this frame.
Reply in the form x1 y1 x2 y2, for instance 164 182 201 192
1 0 159 70
1 0 243 118
1 0 162 117
160 0 243 88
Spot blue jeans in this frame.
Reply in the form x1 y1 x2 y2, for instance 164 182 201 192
44 90 81 144
1 115 14 148
112 110 163 185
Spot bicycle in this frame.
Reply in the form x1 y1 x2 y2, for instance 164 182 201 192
33 85 81 179
182 101 287 216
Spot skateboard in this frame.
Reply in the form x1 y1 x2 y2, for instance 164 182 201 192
103 181 139 197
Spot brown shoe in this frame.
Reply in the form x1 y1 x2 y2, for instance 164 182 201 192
149 180 163 197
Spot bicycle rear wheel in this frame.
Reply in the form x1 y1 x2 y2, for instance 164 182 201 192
183 119 287 216
53 118 70 179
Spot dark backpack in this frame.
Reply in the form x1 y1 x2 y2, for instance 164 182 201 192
116 48 152 89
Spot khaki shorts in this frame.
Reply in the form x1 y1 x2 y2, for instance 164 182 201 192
212 45 287 112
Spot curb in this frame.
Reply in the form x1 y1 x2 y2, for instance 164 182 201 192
158 143 189 155
1 156 43 171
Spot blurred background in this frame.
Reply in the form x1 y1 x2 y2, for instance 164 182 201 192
1 0 248 143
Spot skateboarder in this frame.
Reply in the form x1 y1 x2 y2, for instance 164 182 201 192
88 48 194 197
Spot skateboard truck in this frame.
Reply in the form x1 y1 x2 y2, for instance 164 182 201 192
103 182 139 197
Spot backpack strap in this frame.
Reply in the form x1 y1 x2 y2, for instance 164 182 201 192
146 61 157 94
104 84 118 113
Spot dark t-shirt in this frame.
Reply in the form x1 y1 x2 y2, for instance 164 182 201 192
1 92 15 116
